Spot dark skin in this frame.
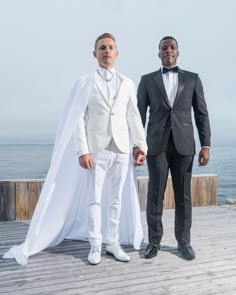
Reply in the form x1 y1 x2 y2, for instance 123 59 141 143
133 147 146 167
158 38 210 166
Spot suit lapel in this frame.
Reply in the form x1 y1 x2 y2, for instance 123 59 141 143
153 70 171 108
110 73 128 110
94 71 111 108
113 73 124 103
173 69 186 108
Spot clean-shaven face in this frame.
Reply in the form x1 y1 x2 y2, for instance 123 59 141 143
93 38 119 69
159 39 179 67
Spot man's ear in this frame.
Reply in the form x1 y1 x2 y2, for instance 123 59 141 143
158 52 160 58
177 50 180 58
93 51 96 58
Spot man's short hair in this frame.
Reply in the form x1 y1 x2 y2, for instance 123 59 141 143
159 36 178 49
94 33 116 49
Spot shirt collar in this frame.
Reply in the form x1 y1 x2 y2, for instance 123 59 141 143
97 66 116 79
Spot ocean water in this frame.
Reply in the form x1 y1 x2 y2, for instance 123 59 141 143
0 144 235 205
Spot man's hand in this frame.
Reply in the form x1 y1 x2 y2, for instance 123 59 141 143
133 147 140 160
133 147 146 167
79 153 93 169
198 148 210 166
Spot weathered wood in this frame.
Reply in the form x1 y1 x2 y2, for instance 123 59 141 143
210 175 218 205
0 182 15 221
0 175 217 220
15 182 29 220
137 174 218 211
28 183 41 219
0 206 236 295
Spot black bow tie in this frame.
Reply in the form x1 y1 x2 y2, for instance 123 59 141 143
162 66 179 74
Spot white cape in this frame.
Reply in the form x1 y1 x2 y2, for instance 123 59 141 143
3 74 144 265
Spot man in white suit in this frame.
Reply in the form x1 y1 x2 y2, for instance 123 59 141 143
2 33 147 267
76 33 147 265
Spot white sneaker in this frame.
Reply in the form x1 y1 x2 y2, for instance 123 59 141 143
106 243 130 262
88 244 101 265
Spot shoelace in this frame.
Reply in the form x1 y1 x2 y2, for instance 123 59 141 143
91 245 100 253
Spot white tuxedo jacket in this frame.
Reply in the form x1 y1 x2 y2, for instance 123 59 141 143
75 71 147 156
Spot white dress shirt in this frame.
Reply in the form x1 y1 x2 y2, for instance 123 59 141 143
97 66 120 104
161 65 178 108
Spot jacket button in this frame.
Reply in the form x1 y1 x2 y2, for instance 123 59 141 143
111 112 114 116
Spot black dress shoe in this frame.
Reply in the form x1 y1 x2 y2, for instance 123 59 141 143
177 244 195 260
144 242 160 259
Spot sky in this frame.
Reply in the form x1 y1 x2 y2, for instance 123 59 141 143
0 0 235 145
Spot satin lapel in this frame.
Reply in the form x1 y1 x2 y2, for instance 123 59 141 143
173 69 186 108
94 71 111 109
153 70 171 108
112 73 126 109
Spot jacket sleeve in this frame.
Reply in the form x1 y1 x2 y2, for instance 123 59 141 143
75 108 90 156
192 75 211 147
137 76 149 128
127 80 148 154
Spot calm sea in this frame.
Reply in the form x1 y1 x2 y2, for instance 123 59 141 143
0 144 235 205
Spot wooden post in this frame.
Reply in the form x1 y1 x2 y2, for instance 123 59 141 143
28 183 41 219
15 182 29 220
0 182 16 221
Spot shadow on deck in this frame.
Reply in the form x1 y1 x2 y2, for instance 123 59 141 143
0 206 236 295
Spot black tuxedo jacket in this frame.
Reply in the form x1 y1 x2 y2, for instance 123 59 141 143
137 68 211 156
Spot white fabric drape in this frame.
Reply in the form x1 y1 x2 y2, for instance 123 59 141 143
3 73 144 265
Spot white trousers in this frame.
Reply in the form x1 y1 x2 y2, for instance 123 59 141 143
86 146 129 246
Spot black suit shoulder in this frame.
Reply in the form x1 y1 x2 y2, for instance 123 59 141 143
141 69 199 78
179 69 199 77
141 70 160 80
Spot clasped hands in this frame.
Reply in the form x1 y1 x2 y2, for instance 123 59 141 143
133 147 146 167
79 147 146 169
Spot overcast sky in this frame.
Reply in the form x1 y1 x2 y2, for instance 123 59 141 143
0 0 235 145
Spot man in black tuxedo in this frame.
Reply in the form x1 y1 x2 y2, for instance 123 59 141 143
137 36 211 260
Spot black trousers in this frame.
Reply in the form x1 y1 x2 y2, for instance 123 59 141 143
146 132 194 247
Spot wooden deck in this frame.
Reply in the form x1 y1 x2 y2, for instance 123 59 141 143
0 206 236 295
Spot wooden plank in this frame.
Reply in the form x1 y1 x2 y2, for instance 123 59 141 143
210 175 218 205
28 183 41 219
201 176 210 206
15 182 28 219
40 182 44 190
0 207 236 294
192 176 201 206
0 182 15 221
